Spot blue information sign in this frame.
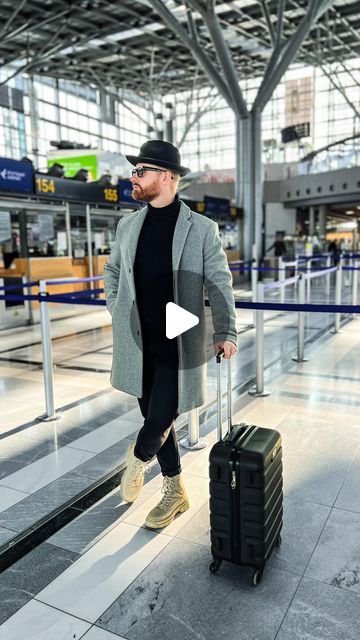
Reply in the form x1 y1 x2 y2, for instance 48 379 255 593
118 179 137 204
204 195 230 217
0 157 34 194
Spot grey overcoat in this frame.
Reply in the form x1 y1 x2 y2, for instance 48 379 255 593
103 200 238 414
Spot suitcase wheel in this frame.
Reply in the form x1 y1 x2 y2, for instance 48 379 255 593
276 534 282 547
252 569 263 586
209 559 222 573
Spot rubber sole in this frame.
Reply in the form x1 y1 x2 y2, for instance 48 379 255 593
144 499 190 529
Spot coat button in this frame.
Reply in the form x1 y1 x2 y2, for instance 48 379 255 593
133 300 135 305
129 268 131 273
137 330 140 335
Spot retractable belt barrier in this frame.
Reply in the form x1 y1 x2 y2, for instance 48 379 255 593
228 264 360 272
1 293 359 313
1 273 359 443
0 280 40 292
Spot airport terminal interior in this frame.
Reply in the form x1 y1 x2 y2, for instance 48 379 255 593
0 1 360 639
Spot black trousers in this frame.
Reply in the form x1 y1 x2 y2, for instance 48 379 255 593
135 349 181 478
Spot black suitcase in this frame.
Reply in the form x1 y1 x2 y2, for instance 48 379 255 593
209 348 283 586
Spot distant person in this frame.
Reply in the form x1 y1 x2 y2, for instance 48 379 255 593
104 140 238 530
46 242 55 256
2 232 19 268
328 240 339 265
266 234 287 257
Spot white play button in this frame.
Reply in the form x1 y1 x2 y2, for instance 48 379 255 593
166 302 199 339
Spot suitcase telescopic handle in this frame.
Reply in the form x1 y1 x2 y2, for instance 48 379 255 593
216 348 233 442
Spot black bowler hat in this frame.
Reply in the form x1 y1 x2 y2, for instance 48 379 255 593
126 140 190 177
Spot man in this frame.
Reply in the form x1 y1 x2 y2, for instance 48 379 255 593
103 140 237 530
266 232 287 257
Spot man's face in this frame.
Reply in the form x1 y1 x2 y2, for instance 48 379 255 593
130 163 165 202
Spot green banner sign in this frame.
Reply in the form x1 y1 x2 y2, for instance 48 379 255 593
47 154 98 180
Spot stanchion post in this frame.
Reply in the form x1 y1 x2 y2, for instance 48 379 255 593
334 265 342 333
249 282 270 397
189 408 199 446
352 260 359 317
86 204 94 291
251 244 257 327
37 280 60 421
344 253 350 287
293 274 308 363
279 257 285 308
251 257 258 301
179 406 207 450
326 256 331 297
306 258 311 304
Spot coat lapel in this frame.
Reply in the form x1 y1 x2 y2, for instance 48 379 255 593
172 201 192 272
126 205 148 273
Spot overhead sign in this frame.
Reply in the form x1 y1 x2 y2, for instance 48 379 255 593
35 173 119 206
118 179 137 204
204 195 230 218
281 123 310 143
166 302 199 339
0 157 34 194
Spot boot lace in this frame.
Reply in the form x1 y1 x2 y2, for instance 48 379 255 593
128 458 151 482
158 477 179 510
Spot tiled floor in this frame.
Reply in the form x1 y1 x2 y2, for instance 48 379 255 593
0 306 359 639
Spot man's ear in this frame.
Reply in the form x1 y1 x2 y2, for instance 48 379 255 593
163 171 172 185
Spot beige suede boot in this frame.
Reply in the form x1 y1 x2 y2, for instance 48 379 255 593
120 442 150 503
144 474 190 529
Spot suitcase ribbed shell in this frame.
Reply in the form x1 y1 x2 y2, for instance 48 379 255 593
209 425 283 570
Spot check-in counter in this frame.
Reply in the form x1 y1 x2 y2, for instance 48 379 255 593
0 272 31 329
0 257 95 309
92 255 108 299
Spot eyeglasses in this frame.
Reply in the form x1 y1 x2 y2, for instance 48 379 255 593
131 166 174 179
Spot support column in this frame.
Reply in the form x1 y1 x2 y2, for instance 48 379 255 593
309 206 315 235
251 109 263 263
55 79 62 142
164 102 174 144
235 110 262 262
18 210 28 258
28 76 40 167
318 204 327 236
86 205 94 290
65 202 72 258
235 116 250 260
165 120 173 144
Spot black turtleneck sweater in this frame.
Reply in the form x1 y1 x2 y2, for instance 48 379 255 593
134 195 180 365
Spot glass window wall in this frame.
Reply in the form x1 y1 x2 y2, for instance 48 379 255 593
0 57 359 172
